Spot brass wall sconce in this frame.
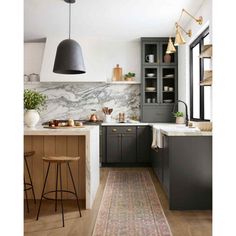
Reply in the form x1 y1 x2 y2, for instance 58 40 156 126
166 8 203 54
182 8 203 25
174 23 192 46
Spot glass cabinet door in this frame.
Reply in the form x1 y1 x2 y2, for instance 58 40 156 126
143 67 159 104
143 42 160 65
160 66 177 104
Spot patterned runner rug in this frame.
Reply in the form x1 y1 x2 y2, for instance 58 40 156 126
93 170 172 236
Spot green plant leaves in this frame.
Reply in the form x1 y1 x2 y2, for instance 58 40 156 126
24 89 47 112
172 111 184 117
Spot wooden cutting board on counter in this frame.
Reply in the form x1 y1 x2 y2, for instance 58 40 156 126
112 64 123 81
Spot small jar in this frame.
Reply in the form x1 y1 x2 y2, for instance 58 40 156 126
119 113 125 123
68 118 74 127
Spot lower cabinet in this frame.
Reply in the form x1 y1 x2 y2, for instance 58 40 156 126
152 134 212 210
102 125 151 166
137 126 151 162
151 148 163 184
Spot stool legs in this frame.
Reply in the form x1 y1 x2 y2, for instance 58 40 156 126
24 177 29 213
36 163 51 221
55 164 59 212
58 164 65 227
24 157 36 204
36 161 82 227
67 162 82 217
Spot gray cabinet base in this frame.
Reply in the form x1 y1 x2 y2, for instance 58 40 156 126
152 136 212 210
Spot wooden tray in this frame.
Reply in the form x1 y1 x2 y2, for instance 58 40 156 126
43 125 85 129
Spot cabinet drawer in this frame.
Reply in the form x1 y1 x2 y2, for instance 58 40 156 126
107 126 136 134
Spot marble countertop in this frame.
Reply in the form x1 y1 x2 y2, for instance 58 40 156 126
24 125 99 136
160 129 212 136
152 124 212 136
101 121 149 126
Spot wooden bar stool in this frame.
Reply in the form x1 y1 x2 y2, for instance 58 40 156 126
36 156 82 227
24 151 36 213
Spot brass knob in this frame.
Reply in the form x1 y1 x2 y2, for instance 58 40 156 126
112 128 117 132
127 128 132 132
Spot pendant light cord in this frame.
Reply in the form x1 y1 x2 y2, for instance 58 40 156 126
69 2 71 39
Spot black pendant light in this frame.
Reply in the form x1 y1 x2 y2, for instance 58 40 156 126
53 0 85 74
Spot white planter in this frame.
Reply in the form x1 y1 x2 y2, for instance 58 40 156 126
104 115 112 123
176 116 185 124
24 109 40 127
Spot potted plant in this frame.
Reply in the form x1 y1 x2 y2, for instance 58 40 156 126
24 89 47 127
124 72 135 81
173 111 185 124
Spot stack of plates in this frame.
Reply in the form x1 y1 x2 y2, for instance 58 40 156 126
146 73 155 77
146 87 156 92
163 99 173 103
163 74 174 78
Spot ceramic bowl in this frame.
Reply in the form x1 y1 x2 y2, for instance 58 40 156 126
146 73 155 77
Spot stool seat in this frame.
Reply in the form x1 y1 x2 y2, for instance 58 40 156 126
24 151 35 158
42 156 80 163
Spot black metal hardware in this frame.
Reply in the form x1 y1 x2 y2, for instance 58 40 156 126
24 154 36 213
36 161 82 227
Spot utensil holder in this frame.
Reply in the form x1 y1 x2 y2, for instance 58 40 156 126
104 115 112 123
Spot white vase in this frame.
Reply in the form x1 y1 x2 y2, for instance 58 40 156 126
176 116 185 124
24 109 40 127
104 115 112 123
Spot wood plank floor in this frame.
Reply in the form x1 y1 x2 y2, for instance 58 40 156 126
24 167 212 236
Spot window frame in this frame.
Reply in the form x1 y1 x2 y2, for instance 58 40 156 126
190 27 210 121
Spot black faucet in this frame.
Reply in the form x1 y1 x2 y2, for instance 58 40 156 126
172 100 189 126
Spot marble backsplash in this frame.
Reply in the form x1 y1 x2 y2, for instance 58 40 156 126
24 83 141 123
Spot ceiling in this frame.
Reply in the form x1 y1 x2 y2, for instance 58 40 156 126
24 0 205 41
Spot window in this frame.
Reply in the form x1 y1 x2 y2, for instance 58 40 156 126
190 27 211 120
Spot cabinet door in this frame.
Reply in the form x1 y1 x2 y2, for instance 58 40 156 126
137 126 150 162
121 133 136 163
107 134 122 163
162 135 170 197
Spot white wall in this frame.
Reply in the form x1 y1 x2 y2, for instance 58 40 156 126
177 0 212 117
24 42 45 75
26 37 140 82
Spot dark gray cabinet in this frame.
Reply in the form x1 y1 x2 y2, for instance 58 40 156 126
151 148 163 184
141 37 178 122
106 126 136 164
102 125 151 166
107 133 122 163
152 134 212 210
121 133 136 162
162 135 170 197
137 126 151 162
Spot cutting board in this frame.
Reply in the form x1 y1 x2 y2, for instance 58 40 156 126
112 64 123 81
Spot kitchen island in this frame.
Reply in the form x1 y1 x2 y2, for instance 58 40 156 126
151 124 212 210
24 125 99 209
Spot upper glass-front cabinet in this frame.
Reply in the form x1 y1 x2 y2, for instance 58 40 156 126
142 40 177 65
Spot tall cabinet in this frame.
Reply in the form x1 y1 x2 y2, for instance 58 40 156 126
141 37 178 122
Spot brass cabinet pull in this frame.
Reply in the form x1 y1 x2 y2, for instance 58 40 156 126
112 128 117 132
127 128 132 132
